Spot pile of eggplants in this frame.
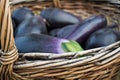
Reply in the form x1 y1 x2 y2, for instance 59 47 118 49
50 15 107 43
40 8 82 31
12 7 120 54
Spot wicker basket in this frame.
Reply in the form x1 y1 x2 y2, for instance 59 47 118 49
0 0 120 80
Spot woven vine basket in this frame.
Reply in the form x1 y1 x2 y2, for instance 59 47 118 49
0 0 120 80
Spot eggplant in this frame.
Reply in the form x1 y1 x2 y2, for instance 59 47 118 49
66 15 107 44
49 28 61 37
49 16 98 38
85 27 120 49
49 16 99 38
15 16 47 37
49 24 78 37
81 23 118 49
40 8 82 30
56 24 78 38
12 7 34 26
50 15 107 44
15 34 83 53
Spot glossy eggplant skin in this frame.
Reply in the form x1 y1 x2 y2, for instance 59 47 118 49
15 16 47 37
12 7 34 26
40 8 82 30
49 16 101 38
49 28 61 37
15 34 69 53
49 24 78 38
66 15 107 44
56 24 79 38
85 28 120 49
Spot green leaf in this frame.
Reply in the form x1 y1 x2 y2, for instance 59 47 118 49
62 40 84 52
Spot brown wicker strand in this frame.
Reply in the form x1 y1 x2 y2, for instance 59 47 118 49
53 0 61 8
0 0 25 80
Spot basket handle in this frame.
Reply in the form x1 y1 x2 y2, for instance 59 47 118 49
53 0 61 8
0 0 27 79
0 0 61 79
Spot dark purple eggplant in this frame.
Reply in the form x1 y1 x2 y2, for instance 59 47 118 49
49 28 61 37
85 27 120 49
49 24 78 37
81 23 118 49
12 7 34 26
49 16 98 38
40 8 82 30
56 24 79 38
15 16 47 37
66 15 107 44
15 34 83 53
49 16 100 38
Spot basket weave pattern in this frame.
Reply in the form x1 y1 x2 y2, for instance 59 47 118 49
0 0 120 80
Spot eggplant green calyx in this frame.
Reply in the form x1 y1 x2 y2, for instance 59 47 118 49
62 40 84 52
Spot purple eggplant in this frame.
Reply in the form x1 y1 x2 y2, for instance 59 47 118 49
66 15 107 43
50 15 107 44
12 7 34 26
85 27 120 49
15 16 47 37
49 24 78 37
40 8 82 30
56 24 79 38
49 16 99 38
15 34 83 53
49 28 61 37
